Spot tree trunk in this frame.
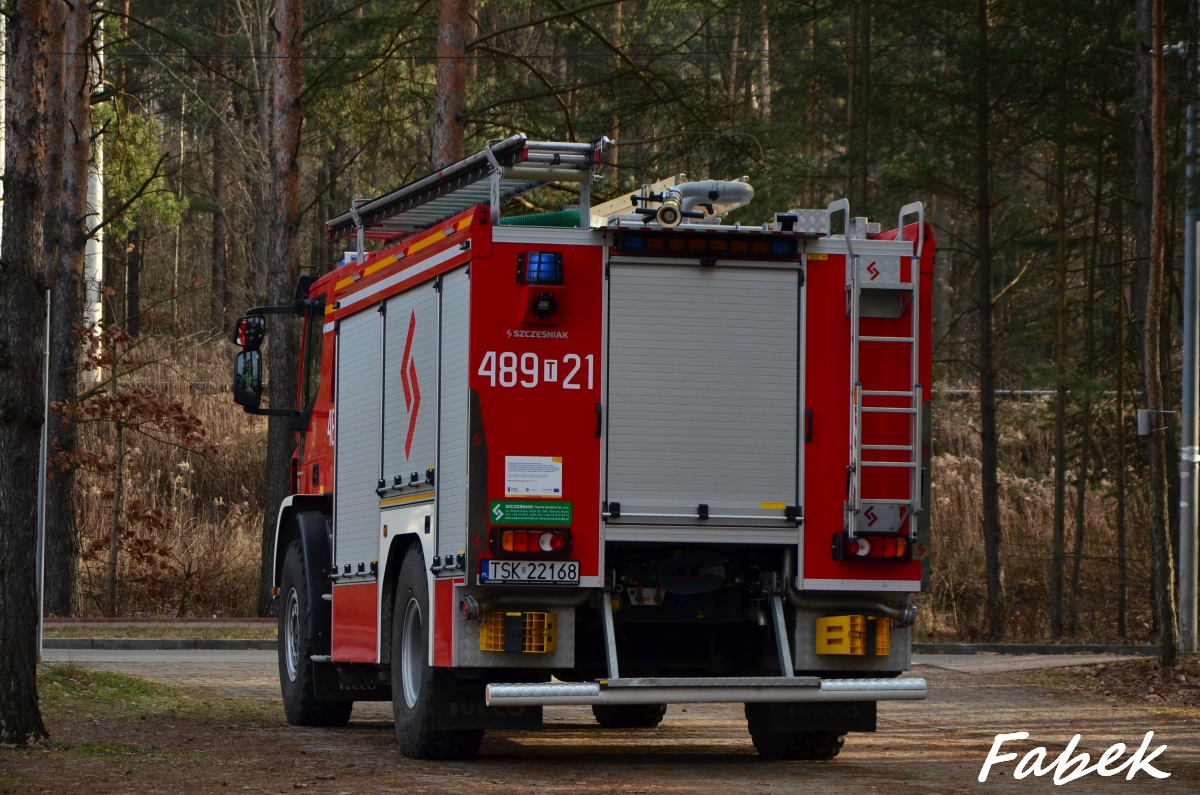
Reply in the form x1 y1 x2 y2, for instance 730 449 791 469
43 0 92 616
259 0 304 616
433 0 468 169
40 0 66 614
1115 195 1129 638
0 0 51 744
728 4 740 106
248 0 272 305
211 4 229 335
846 1 871 208
1051 69 1068 639
1069 147 1103 633
107 416 124 618
1147 0 1179 665
1132 0 1152 341
757 3 771 120
42 9 63 296
975 0 1004 639
610 2 621 179
126 228 141 337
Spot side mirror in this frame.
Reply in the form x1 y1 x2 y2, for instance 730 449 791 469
233 350 263 410
234 315 266 351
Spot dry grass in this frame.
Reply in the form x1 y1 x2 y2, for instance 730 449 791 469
920 395 1157 643
70 341 265 617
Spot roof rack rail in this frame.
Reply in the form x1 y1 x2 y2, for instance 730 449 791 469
326 134 612 242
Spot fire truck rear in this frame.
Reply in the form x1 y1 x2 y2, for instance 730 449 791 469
230 134 933 760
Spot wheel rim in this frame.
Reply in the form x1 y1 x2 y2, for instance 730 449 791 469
401 597 423 709
284 588 301 682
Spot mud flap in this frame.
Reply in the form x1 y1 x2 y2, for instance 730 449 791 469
312 662 392 702
432 677 543 730
768 701 876 733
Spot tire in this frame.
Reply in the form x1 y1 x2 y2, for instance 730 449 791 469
744 704 845 760
592 704 667 729
391 546 483 759
278 540 353 727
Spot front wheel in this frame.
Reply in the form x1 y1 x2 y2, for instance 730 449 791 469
744 703 844 760
278 540 352 727
390 546 483 759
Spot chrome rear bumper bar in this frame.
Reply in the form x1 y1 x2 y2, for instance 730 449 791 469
485 676 927 707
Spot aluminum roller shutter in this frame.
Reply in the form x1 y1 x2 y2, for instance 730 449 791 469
436 266 471 558
334 307 383 571
383 287 438 491
605 263 799 528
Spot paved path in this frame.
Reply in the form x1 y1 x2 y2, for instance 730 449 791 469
912 652 1142 673
41 648 1141 705
44 648 1137 673
28 649 1200 794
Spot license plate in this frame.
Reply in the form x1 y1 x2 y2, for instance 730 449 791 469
482 559 580 585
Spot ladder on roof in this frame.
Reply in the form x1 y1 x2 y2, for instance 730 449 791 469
325 134 613 246
830 200 925 539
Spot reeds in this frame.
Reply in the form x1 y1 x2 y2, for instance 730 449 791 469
71 342 265 617
920 395 1156 642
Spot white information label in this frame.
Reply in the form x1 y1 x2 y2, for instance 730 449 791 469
505 456 564 497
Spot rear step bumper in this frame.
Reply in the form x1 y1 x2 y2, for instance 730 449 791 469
485 676 927 707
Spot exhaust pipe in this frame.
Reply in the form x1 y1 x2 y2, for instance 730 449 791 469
781 548 917 627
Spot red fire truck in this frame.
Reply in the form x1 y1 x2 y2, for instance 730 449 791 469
231 134 934 761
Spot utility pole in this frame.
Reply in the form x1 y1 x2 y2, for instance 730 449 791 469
35 288 48 660
1180 0 1199 656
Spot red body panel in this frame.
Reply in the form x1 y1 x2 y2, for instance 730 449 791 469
468 239 605 584
331 582 378 662
434 578 455 666
802 226 934 586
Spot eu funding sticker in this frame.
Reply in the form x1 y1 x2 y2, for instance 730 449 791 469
490 501 573 526
504 455 563 497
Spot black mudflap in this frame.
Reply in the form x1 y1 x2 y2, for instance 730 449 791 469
769 701 876 733
313 662 392 702
432 676 543 730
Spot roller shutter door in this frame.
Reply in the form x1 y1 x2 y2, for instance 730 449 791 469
605 262 800 529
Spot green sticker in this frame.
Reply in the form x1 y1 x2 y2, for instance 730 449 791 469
489 500 572 526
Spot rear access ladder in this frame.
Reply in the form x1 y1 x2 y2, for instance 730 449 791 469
830 200 925 540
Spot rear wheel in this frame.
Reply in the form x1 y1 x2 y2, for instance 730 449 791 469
592 704 667 729
278 540 352 727
391 546 483 759
744 704 844 760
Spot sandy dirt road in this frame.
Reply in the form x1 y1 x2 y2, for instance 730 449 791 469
4 653 1197 795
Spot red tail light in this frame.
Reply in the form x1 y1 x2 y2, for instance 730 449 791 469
489 528 571 557
831 531 911 562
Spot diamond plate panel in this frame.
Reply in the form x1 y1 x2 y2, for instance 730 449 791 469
788 208 829 236
847 255 903 288
847 217 881 239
